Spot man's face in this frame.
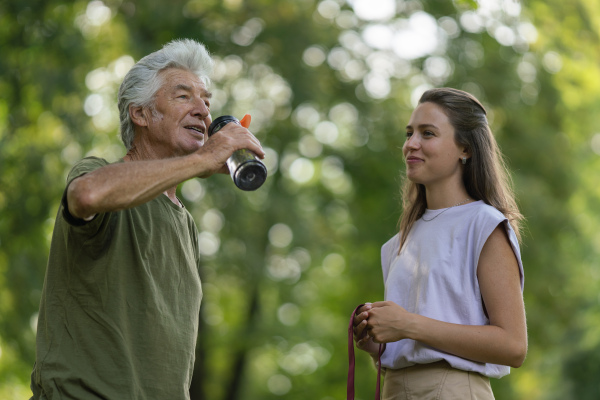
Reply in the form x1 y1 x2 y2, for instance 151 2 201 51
144 68 212 157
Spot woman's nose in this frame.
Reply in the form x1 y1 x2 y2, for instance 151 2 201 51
404 134 420 150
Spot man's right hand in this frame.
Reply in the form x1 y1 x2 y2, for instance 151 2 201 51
194 120 265 178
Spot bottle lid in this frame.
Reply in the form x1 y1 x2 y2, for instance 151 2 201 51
208 115 239 137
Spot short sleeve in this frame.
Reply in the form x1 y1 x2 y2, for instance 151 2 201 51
473 206 524 291
61 157 109 227
381 234 400 283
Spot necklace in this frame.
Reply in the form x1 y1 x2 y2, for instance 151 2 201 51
421 198 471 222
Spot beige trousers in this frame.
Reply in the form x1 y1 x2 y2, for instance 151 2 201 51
382 361 495 400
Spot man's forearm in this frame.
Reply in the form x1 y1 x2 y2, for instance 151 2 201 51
67 153 208 219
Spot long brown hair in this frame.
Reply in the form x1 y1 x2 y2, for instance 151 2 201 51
397 88 523 252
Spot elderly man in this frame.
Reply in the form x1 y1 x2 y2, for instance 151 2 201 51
30 39 264 399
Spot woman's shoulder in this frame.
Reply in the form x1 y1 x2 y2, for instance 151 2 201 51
382 232 400 250
381 233 400 259
380 233 401 280
466 201 522 251
467 201 507 223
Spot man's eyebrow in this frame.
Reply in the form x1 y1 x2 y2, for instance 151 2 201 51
174 84 193 92
405 123 439 130
173 84 213 98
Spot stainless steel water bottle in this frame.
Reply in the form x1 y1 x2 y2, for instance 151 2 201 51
207 115 267 191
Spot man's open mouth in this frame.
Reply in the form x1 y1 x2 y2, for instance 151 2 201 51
186 126 204 134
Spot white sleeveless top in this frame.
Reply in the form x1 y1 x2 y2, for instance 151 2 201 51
380 201 523 378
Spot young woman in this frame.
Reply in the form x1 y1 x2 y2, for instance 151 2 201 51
353 88 527 399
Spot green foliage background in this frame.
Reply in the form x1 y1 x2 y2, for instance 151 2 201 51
1 0 599 399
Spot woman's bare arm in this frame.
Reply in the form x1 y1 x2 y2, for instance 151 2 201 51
364 225 527 367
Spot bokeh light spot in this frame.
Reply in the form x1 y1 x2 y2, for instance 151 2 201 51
314 121 339 144
269 223 293 248
303 46 327 67
542 51 562 74
392 12 440 60
201 209 225 233
352 0 395 21
86 1 111 26
267 374 291 395
199 232 220 256
289 158 315 184
322 253 346 277
278 303 301 326
181 179 205 202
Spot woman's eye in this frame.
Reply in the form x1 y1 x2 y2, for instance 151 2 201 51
424 130 434 136
405 131 413 137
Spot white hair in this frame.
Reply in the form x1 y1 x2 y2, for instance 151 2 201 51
117 39 214 150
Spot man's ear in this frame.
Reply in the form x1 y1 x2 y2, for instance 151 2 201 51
129 105 149 127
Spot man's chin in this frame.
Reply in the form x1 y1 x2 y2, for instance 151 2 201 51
182 140 204 155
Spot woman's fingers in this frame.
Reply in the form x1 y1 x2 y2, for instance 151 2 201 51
353 310 368 327
353 303 378 348
353 318 368 337
353 303 372 326
357 334 372 348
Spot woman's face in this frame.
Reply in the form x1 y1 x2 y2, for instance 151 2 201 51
402 102 469 187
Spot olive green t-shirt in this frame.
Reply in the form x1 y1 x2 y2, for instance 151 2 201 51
31 157 202 399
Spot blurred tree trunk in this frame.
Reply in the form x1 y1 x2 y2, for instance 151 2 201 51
223 283 260 400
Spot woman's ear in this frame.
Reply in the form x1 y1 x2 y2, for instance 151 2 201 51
461 146 471 161
459 147 471 165
129 105 149 127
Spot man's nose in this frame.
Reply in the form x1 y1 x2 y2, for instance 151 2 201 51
191 98 210 119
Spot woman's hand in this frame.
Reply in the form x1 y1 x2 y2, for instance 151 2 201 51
353 303 380 356
365 301 415 343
